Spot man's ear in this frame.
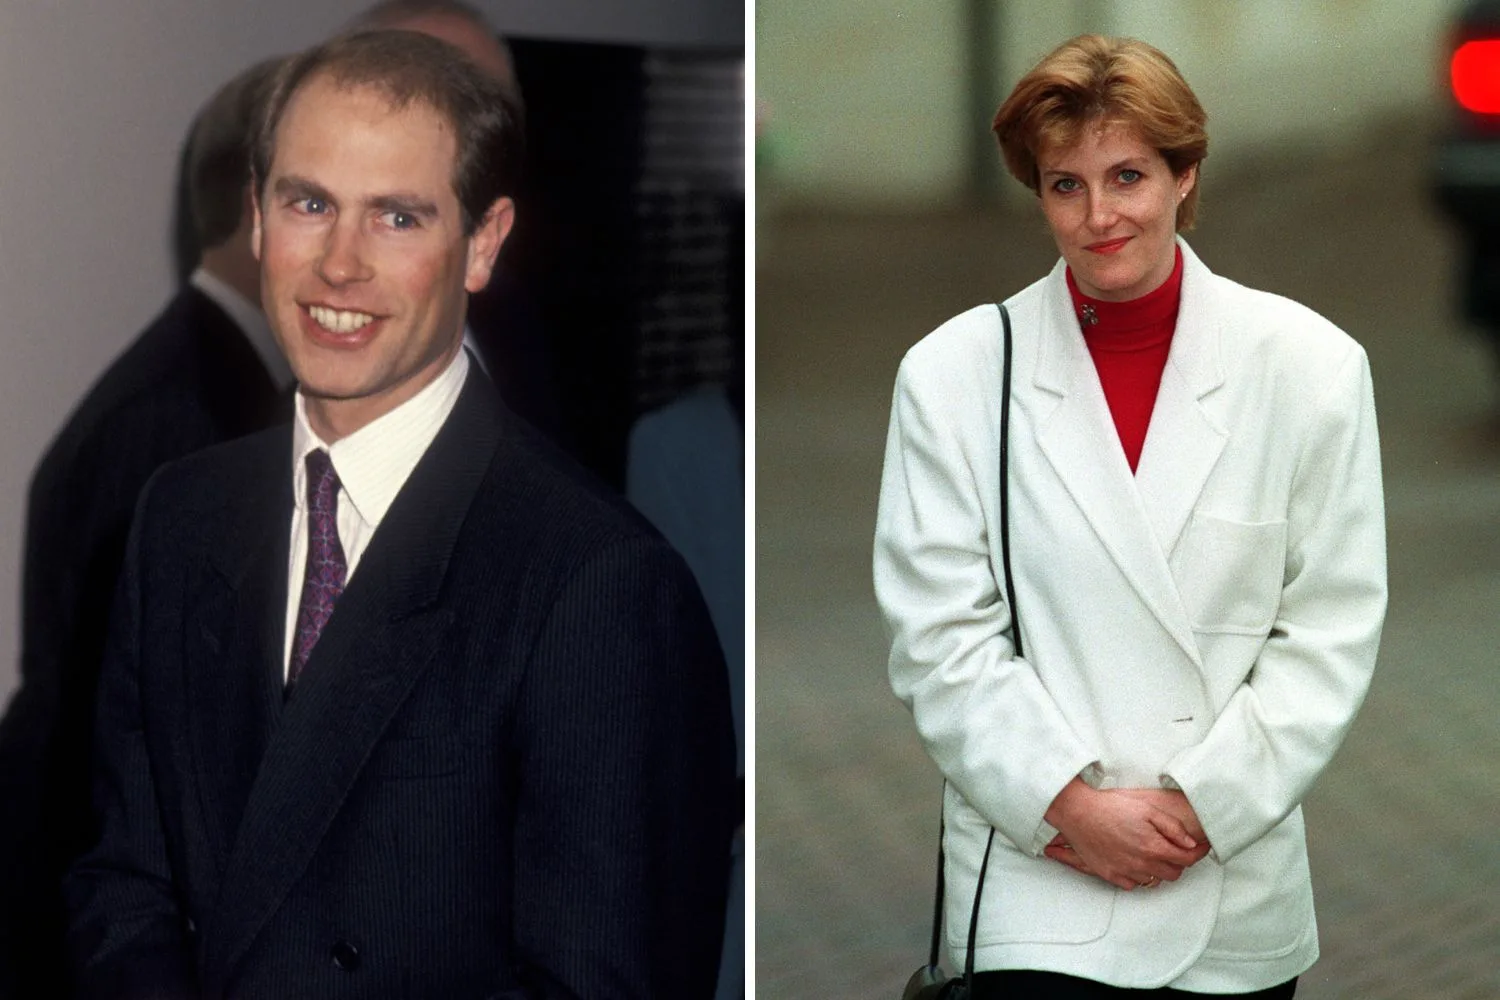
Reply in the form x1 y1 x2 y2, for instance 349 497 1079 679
464 197 515 294
249 179 264 261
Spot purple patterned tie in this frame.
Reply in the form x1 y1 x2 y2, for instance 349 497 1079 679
288 449 346 686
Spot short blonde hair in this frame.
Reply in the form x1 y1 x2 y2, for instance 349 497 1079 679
992 35 1208 230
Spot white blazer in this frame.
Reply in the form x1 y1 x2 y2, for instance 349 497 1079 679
873 240 1386 991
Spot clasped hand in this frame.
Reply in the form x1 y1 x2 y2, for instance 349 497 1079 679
1042 778 1211 891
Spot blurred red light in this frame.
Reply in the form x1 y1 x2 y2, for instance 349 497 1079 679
1452 40 1500 113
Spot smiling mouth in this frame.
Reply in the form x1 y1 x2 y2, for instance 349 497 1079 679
307 304 376 334
1086 238 1131 254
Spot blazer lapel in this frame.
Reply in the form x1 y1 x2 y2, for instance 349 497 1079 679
187 437 291 879
1028 259 1202 666
202 371 504 987
1134 241 1229 561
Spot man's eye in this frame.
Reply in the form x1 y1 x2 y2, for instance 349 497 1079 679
296 197 328 215
384 211 418 230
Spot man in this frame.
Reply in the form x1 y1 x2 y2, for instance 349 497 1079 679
0 57 288 995
66 30 734 999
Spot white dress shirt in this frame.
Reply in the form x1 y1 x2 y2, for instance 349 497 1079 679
189 267 295 393
282 346 470 676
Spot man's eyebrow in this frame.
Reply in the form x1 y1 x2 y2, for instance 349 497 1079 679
367 193 441 219
272 175 333 203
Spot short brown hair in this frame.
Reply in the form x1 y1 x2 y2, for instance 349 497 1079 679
992 35 1208 230
253 29 522 235
187 56 284 249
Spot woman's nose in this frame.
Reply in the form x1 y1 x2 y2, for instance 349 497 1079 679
1086 189 1119 230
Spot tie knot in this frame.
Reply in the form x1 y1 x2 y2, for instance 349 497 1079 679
305 449 341 512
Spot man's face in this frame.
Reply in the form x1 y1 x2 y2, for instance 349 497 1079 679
253 73 511 439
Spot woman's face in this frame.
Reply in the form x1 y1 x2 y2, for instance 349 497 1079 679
1036 122 1195 302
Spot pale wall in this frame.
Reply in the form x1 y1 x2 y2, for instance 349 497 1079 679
0 0 742 704
757 0 971 205
759 0 1457 208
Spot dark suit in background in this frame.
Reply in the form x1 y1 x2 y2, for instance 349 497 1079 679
0 55 287 996
66 369 734 998
0 286 288 994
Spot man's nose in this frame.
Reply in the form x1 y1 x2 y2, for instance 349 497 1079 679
316 219 373 286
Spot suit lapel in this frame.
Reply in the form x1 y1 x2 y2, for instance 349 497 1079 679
1027 254 1203 666
202 370 503 988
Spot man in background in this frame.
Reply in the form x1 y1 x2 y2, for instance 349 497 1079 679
0 57 289 995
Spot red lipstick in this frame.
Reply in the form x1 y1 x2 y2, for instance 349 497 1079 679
1086 237 1131 254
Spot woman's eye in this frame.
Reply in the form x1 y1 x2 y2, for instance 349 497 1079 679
1118 169 1141 184
1053 178 1080 194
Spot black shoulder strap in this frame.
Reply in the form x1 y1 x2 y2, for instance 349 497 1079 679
926 303 1019 988
996 303 1022 660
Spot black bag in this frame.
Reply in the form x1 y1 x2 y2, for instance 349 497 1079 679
901 303 1019 1000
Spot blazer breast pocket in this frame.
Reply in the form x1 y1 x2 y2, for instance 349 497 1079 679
1174 514 1287 635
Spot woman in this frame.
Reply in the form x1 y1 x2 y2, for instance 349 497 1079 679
873 35 1386 998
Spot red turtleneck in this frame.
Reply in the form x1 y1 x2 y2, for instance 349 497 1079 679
1066 247 1183 473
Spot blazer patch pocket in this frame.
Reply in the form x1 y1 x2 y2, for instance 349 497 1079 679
1174 515 1287 635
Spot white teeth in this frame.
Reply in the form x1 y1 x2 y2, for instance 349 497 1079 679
308 305 375 333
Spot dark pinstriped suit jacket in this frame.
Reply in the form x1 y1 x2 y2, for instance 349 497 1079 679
65 368 736 999
0 285 287 995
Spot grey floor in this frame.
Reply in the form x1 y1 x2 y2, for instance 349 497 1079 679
755 114 1500 998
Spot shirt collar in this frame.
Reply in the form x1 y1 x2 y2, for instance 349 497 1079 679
461 325 488 375
291 347 470 527
188 266 295 392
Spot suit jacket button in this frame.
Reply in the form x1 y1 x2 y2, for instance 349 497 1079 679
331 940 361 971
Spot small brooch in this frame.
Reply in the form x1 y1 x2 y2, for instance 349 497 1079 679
1080 303 1099 327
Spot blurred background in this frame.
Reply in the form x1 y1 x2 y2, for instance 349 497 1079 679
757 2 1500 997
